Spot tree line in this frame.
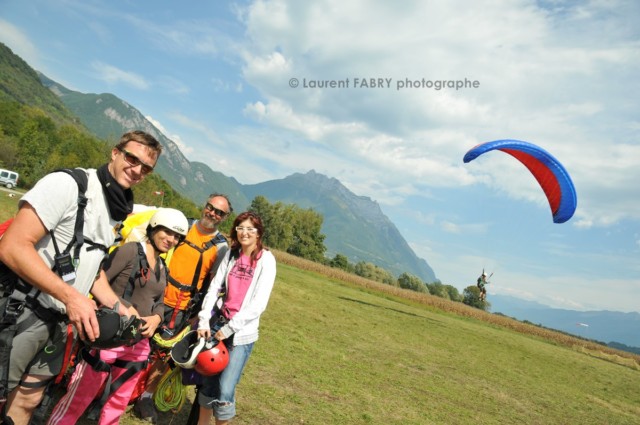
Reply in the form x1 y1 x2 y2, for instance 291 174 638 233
246 194 489 310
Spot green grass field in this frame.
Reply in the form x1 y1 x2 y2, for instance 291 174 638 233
216 263 638 425
0 188 21 222
2 196 639 424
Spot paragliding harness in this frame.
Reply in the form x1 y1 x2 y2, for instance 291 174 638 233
122 241 168 301
162 223 226 335
0 169 109 419
79 244 166 412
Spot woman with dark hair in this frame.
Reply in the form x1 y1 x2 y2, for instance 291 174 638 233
48 208 188 424
195 211 276 424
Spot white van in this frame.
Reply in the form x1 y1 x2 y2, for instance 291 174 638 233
0 169 19 189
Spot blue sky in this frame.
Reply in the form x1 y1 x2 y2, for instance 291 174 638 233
1 0 638 313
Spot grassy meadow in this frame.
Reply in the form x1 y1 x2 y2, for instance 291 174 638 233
1 193 639 424
0 187 21 222
127 256 637 425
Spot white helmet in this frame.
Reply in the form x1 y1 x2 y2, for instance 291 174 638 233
482 272 487 277
149 208 188 237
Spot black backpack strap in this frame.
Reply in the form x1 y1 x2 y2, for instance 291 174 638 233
52 169 89 263
80 347 148 410
181 232 227 294
0 297 27 404
197 234 228 300
123 243 149 301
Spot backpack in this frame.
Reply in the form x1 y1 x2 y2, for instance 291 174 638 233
111 208 158 252
0 168 95 404
0 168 95 293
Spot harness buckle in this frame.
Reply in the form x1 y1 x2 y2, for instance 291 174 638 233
4 297 25 318
0 298 25 328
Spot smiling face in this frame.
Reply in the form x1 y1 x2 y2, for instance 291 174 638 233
151 227 182 253
109 141 159 188
234 218 259 252
200 195 231 231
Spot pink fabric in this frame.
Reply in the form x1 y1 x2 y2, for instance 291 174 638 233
47 339 150 425
223 253 255 319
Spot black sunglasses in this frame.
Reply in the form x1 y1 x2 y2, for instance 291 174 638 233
118 147 154 175
204 203 229 217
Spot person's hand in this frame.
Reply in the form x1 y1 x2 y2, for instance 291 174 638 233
114 301 133 318
214 329 225 341
140 315 162 338
197 328 211 340
126 305 140 318
64 290 99 342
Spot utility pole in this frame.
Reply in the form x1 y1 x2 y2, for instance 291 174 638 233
153 190 165 207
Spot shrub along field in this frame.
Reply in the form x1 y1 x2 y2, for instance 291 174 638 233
1 198 639 424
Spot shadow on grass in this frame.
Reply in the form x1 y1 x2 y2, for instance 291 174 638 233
338 296 445 324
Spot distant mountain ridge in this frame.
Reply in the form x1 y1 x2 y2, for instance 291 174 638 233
44 81 437 281
38 73 250 210
489 294 640 348
0 44 437 281
0 43 82 126
244 170 437 281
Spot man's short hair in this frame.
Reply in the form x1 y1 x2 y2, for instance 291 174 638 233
116 130 162 155
208 193 233 213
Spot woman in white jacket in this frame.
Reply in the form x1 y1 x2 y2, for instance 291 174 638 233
196 211 276 425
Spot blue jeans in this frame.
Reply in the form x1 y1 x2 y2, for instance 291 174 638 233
198 342 254 421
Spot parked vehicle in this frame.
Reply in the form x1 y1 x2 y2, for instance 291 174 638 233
0 169 19 189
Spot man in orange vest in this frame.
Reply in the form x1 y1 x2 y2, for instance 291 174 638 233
133 193 232 424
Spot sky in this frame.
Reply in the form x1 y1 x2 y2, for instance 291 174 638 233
1 0 638 313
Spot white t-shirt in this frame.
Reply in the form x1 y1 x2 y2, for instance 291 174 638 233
19 169 118 312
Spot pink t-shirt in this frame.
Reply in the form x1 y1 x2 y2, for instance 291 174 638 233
222 252 259 319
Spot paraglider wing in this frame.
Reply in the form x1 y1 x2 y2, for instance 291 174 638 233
463 139 577 223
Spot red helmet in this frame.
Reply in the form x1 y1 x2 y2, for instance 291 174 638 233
194 340 229 376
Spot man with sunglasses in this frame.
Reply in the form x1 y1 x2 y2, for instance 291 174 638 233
133 193 232 424
0 131 161 425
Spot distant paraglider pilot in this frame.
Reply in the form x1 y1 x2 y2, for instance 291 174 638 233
477 271 490 301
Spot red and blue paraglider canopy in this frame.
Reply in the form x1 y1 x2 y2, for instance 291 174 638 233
463 139 577 223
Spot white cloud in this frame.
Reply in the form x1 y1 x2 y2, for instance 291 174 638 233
233 0 640 228
157 76 190 95
0 19 40 69
145 115 194 156
123 15 223 57
168 112 227 150
91 61 150 90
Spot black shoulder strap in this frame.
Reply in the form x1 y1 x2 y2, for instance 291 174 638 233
208 232 227 249
158 256 168 280
80 347 147 413
52 169 89 263
168 232 227 296
123 242 149 301
184 220 226 252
